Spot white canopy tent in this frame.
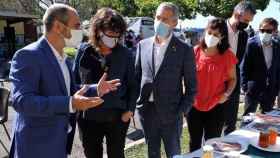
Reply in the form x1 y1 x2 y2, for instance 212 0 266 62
179 14 215 30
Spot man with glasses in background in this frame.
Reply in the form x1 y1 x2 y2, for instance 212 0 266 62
241 18 280 116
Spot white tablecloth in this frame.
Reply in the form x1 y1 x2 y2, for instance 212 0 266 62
180 129 258 158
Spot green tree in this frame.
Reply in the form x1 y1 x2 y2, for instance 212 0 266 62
19 0 137 21
67 0 137 20
94 0 137 17
68 0 98 20
134 0 272 19
197 0 270 18
20 0 275 21
70 0 138 20
135 0 197 19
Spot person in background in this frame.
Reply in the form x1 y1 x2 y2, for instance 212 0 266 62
125 30 136 49
241 18 280 116
184 32 192 45
187 18 237 152
73 8 137 158
247 25 255 38
224 1 256 135
135 2 197 158
135 29 143 43
82 33 89 43
275 31 280 109
9 4 120 158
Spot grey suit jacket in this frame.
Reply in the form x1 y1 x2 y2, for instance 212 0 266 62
135 35 197 123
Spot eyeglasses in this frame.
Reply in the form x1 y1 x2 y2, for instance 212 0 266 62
259 29 273 34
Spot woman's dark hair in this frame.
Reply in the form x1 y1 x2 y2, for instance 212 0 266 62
89 8 127 48
199 18 230 54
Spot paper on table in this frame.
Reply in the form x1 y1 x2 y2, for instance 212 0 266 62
182 129 258 158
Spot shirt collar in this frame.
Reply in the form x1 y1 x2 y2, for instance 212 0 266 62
227 20 239 35
154 33 173 47
45 37 67 62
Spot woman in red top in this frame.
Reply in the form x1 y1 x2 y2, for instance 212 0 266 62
187 18 238 152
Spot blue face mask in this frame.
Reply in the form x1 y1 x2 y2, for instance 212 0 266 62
154 20 171 38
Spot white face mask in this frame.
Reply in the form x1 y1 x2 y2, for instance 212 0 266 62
204 33 220 48
100 32 118 48
64 29 83 48
259 32 272 45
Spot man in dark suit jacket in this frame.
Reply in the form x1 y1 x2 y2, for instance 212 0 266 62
135 2 197 158
241 18 280 116
9 4 119 158
224 1 256 135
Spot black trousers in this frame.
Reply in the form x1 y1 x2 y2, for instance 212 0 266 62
78 117 130 158
224 71 240 135
187 104 225 152
243 92 275 116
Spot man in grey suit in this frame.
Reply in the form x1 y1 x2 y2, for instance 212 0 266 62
135 2 197 158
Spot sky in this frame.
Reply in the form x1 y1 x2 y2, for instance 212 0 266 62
251 0 280 29
180 0 280 30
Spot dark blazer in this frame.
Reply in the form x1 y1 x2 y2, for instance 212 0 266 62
9 37 97 158
226 28 248 93
236 30 249 65
135 35 197 123
73 43 137 120
240 36 280 98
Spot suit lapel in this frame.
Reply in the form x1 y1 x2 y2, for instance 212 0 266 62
154 36 176 80
39 38 68 95
236 31 248 62
146 38 154 75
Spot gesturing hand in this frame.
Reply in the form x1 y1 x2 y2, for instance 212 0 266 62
72 85 104 110
97 73 121 97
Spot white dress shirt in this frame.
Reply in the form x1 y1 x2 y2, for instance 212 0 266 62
45 39 74 113
227 20 239 55
149 33 173 101
262 44 273 69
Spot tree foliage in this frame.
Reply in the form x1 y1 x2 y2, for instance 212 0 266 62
197 0 270 18
68 0 138 20
134 0 197 19
25 0 275 20
134 0 272 19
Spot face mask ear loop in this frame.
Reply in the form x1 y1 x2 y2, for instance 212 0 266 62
60 21 68 35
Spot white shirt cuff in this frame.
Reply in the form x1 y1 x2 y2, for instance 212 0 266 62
69 97 75 113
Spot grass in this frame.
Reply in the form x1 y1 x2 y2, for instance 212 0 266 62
125 103 245 158
125 128 190 158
